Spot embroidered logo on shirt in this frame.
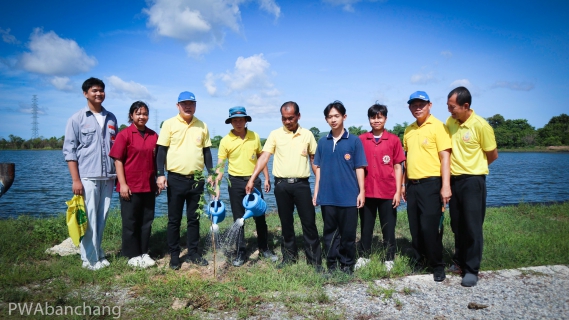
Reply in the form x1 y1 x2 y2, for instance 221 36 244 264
344 153 351 161
422 138 428 145
251 153 256 160
301 148 308 156
383 155 390 164
108 125 115 130
463 131 471 142
196 136 202 144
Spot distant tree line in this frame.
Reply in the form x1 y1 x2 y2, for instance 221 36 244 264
2 114 568 150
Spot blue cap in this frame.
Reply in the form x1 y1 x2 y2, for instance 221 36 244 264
177 91 196 102
407 91 430 104
225 106 252 124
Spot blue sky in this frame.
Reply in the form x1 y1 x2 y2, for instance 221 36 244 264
1 0 568 140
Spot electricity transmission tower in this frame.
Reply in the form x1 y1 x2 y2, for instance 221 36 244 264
31 95 39 139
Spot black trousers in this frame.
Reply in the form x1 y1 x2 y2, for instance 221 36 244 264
120 192 155 258
273 179 322 266
450 175 486 275
322 205 358 269
406 178 444 269
166 174 204 258
227 175 269 252
359 198 397 260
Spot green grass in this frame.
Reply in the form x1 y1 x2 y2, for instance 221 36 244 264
1 202 568 318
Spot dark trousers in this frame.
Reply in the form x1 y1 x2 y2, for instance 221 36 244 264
228 175 269 253
406 178 444 269
359 198 397 260
450 175 486 275
273 179 322 266
166 174 204 258
322 205 358 269
120 192 155 258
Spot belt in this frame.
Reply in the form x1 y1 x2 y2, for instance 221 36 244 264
452 174 485 181
408 177 441 184
168 171 195 180
229 175 252 181
275 177 309 184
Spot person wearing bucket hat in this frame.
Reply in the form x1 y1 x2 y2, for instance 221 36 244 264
446 86 498 287
215 106 277 266
245 101 323 271
156 91 214 270
403 90 452 282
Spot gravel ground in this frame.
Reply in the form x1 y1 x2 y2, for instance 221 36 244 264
198 265 569 319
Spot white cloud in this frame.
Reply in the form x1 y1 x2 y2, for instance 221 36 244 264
0 28 18 44
449 79 472 88
258 0 281 18
50 76 73 91
322 0 383 12
18 102 47 115
204 53 280 115
410 71 438 84
107 75 154 101
144 0 281 57
18 28 97 76
492 81 534 91
441 51 452 58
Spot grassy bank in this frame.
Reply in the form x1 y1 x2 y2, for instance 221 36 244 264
1 202 568 318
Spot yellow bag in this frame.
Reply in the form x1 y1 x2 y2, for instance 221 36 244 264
66 195 88 247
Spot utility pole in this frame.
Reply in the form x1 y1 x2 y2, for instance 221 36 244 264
31 95 39 139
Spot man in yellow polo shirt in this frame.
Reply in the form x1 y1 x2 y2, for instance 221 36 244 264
245 101 323 271
403 91 452 282
446 86 498 287
156 91 213 270
215 106 277 267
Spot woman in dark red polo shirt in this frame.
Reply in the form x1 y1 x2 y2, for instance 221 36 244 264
357 104 405 271
110 101 159 268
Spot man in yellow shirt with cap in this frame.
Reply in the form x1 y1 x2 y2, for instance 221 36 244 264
446 86 498 287
403 91 452 282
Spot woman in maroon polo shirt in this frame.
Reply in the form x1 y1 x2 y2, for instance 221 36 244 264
357 104 405 271
109 101 159 268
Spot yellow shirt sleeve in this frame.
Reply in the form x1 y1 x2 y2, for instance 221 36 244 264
435 123 452 152
156 119 172 146
262 131 276 154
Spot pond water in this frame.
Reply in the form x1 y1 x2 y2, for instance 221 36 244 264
0 150 567 218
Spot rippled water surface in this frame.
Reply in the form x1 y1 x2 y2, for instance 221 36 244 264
0 150 567 218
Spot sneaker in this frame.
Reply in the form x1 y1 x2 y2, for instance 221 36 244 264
433 267 446 282
385 260 394 272
100 258 110 267
185 255 209 266
82 261 104 271
461 273 478 287
232 251 246 267
260 249 278 262
169 256 181 270
128 256 142 268
354 257 370 271
141 254 156 267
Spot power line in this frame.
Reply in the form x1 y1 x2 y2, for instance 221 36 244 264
31 95 39 139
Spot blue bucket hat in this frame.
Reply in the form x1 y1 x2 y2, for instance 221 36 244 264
178 91 196 102
225 106 252 124
407 91 430 104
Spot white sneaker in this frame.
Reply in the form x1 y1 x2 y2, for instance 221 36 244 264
141 254 156 267
82 261 104 271
100 258 110 267
385 260 394 272
127 256 142 268
354 257 370 270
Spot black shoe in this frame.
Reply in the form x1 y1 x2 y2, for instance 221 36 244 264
433 267 446 282
260 249 278 262
341 266 354 275
461 273 478 287
169 256 181 270
276 259 295 269
232 251 246 267
185 255 209 266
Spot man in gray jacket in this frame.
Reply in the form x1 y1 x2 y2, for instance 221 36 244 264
63 77 117 271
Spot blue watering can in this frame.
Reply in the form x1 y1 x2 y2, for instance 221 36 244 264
207 200 226 225
242 188 267 220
